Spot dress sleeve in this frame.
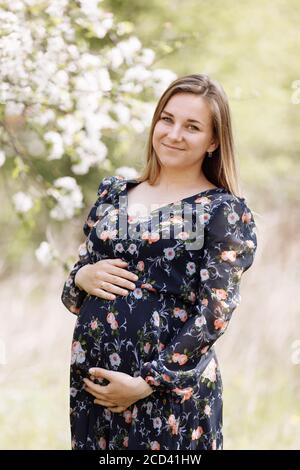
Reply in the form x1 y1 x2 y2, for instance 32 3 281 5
139 197 258 394
61 176 115 315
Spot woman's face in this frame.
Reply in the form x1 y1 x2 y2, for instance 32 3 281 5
152 92 218 171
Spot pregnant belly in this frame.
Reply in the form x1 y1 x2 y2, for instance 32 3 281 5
71 291 194 378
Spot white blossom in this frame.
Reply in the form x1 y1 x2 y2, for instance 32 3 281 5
130 118 146 133
71 159 91 176
45 0 68 18
12 191 33 213
48 177 83 220
72 138 108 174
0 0 176 229
35 241 53 266
115 166 138 179
122 64 152 83
112 103 131 125
151 69 178 97
117 36 142 61
44 131 64 160
57 114 83 146
138 48 155 66
35 109 56 126
105 47 124 70
54 176 78 191
5 101 24 116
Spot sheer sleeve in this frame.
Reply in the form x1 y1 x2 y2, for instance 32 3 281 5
139 197 258 394
61 176 115 315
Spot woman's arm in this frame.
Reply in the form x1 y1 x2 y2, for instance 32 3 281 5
139 197 258 395
61 176 115 315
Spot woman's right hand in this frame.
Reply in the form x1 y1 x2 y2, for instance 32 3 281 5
74 259 139 301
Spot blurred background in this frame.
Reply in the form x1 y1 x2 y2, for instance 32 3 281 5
0 0 299 449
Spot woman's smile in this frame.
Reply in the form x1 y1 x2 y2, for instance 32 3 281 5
162 142 185 151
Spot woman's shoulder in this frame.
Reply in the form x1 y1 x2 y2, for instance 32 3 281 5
200 190 257 272
203 189 257 236
96 174 125 196
198 188 251 214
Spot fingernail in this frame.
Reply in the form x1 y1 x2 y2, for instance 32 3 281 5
89 368 96 374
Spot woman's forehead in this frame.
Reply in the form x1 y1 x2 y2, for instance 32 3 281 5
163 94 212 125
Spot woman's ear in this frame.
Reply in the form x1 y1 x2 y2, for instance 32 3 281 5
212 137 220 152
208 140 219 153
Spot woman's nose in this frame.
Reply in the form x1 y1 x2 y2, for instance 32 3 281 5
167 125 183 141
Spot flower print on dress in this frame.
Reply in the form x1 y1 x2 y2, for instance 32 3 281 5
61 176 257 450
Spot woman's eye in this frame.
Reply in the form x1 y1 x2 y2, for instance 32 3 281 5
161 117 199 131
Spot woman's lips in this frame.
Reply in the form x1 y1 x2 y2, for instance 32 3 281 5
162 143 185 151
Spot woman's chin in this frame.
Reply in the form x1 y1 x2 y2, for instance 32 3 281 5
157 157 186 168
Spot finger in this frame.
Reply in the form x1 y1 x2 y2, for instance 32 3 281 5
96 278 131 297
108 406 126 413
89 367 116 382
83 378 108 394
84 386 102 399
91 288 116 301
84 386 109 401
95 277 129 296
94 399 118 407
106 259 128 267
103 273 137 291
106 265 139 283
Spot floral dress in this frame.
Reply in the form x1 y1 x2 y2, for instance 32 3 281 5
61 175 257 450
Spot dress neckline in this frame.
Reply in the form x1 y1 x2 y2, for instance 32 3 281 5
124 178 229 218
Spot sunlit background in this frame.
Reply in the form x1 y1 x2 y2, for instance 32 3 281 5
0 0 299 449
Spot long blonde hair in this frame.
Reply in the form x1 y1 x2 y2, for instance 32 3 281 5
137 73 241 196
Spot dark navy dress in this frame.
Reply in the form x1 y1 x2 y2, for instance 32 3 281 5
61 175 257 450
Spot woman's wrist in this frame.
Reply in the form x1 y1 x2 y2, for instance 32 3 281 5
74 265 88 290
133 376 154 399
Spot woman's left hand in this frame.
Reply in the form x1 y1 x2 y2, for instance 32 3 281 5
83 367 153 413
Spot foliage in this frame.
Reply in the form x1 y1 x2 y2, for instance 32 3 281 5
0 0 177 265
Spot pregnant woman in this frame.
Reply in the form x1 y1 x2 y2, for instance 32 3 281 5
61 73 258 450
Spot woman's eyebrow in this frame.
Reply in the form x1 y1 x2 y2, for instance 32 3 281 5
161 110 204 126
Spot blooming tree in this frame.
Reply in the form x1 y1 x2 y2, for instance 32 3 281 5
0 0 177 265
